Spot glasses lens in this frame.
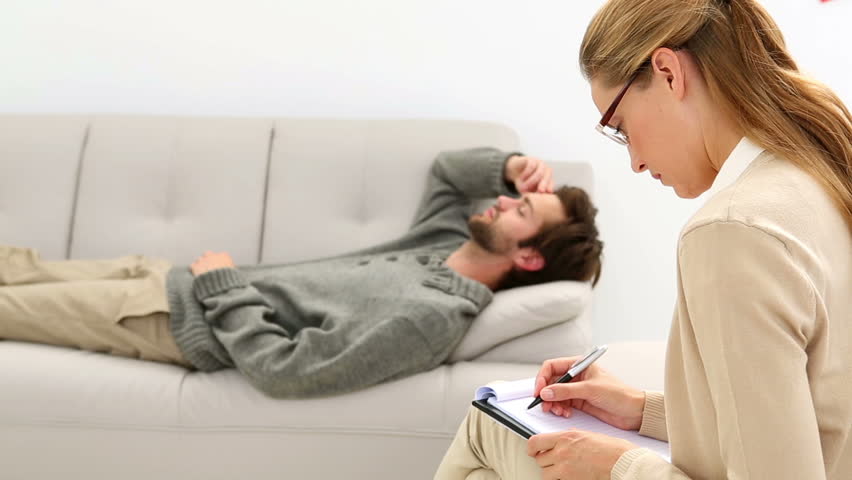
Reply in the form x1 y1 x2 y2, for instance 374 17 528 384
595 124 629 146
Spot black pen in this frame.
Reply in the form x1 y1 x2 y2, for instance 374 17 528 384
527 345 608 410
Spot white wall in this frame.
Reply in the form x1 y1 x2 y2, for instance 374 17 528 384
2 0 850 344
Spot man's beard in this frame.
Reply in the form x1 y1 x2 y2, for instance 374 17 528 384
468 217 511 254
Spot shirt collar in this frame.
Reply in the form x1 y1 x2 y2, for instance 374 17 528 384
422 255 493 309
699 136 765 201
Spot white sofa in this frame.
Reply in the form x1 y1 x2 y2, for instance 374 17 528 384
0 114 666 479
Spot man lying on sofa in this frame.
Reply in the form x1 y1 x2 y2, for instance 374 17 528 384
0 147 603 398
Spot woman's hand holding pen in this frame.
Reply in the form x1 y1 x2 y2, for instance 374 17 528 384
532 356 646 431
526 356 648 479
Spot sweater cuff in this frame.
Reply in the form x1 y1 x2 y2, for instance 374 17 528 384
611 448 655 480
638 391 668 442
500 151 524 195
192 268 249 300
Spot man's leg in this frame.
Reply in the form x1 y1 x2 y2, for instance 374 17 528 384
0 246 157 285
0 246 191 367
434 407 541 480
119 312 193 368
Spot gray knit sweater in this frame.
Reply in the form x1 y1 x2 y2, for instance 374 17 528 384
166 147 518 398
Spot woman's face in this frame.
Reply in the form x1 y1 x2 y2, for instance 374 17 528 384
590 50 718 199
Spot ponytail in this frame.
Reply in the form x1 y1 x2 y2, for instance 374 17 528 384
722 0 852 226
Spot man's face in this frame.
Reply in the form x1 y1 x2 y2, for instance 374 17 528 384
468 193 566 254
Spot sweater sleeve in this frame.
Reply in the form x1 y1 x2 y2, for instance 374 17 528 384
191 268 436 398
638 391 667 442
614 221 825 479
410 147 519 229
612 448 690 479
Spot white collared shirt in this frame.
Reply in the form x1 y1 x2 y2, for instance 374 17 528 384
699 136 766 202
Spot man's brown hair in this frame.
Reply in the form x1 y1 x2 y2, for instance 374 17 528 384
498 186 603 290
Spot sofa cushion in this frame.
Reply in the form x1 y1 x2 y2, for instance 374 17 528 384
261 119 522 264
0 115 89 260
449 280 592 362
70 115 272 264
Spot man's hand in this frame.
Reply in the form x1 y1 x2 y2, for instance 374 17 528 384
191 251 236 276
505 155 555 194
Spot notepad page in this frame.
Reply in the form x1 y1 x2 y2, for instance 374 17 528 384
475 378 536 402
489 396 671 461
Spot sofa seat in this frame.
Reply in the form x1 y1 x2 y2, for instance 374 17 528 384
0 340 665 479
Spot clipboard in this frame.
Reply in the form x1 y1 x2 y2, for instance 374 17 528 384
470 377 670 462
472 398 536 439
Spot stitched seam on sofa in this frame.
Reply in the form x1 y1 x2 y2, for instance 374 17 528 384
175 369 189 425
359 121 370 228
441 366 450 432
66 120 91 258
0 421 458 438
257 125 275 263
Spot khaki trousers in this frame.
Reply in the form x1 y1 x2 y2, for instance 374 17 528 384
0 245 191 368
434 406 542 480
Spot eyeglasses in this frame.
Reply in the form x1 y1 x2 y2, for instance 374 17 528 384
595 70 640 146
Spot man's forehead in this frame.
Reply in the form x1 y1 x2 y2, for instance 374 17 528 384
529 193 567 222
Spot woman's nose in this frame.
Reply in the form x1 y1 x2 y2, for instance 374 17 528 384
629 148 647 173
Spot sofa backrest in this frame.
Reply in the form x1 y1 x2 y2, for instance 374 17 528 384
1 114 593 265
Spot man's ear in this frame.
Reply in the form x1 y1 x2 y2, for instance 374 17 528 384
513 247 545 272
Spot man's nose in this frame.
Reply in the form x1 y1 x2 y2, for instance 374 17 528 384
496 195 519 210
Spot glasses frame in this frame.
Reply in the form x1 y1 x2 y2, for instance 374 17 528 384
595 70 641 146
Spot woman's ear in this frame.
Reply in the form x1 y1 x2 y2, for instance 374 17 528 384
512 247 545 272
651 47 687 100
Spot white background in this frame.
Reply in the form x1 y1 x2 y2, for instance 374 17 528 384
2 0 850 343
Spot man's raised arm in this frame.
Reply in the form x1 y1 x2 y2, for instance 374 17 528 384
411 147 554 228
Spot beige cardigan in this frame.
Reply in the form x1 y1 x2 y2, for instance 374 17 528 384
613 138 852 479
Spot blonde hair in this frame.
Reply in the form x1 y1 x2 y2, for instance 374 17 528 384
580 0 852 230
